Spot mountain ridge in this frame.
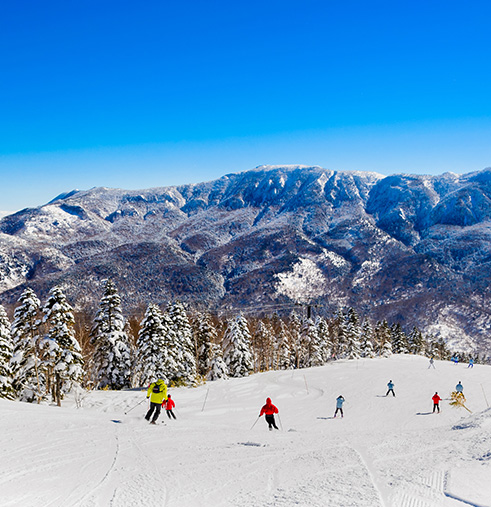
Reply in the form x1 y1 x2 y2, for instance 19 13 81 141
1 165 490 353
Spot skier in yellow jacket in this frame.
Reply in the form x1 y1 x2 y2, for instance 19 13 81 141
145 379 168 424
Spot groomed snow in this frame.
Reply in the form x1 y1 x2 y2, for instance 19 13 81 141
1 355 490 507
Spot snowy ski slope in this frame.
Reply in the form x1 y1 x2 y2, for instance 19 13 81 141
1 355 490 507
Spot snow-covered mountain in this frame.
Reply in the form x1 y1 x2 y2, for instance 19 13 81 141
1 355 490 506
1 165 491 352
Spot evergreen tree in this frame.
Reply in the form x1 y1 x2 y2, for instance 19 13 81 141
167 301 197 385
158 309 180 382
305 318 325 367
10 288 44 403
344 308 362 360
407 326 425 355
195 313 219 377
0 305 14 399
333 309 347 358
206 342 229 380
375 320 392 357
390 323 409 354
90 280 132 389
134 304 168 386
297 317 318 367
222 314 254 377
360 321 375 358
381 339 393 357
427 336 451 360
41 286 84 406
316 316 332 363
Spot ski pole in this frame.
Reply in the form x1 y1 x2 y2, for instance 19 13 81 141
481 384 490 408
277 413 284 431
250 416 260 430
201 388 210 412
304 375 309 395
125 398 146 415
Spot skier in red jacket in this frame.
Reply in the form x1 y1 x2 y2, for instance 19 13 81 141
163 394 176 419
260 397 279 430
432 392 441 413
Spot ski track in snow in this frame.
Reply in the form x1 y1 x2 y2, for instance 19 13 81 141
1 355 491 507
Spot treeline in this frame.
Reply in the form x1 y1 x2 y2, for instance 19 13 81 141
0 280 484 405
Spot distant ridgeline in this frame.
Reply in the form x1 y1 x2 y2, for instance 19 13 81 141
1 280 485 404
0 165 491 354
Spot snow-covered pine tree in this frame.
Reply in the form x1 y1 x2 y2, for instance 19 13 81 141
195 312 218 377
133 304 168 386
90 280 132 390
206 342 229 380
427 336 450 360
10 288 44 403
0 305 14 399
222 314 254 378
275 318 293 370
297 317 316 367
316 316 332 363
374 320 392 357
303 317 324 367
390 323 409 354
407 326 426 355
41 286 84 406
157 309 180 382
360 321 376 358
382 339 393 357
332 309 347 359
167 301 197 385
343 308 362 360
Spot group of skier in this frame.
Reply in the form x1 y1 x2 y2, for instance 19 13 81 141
145 379 177 424
257 378 466 427
450 356 475 368
142 370 469 428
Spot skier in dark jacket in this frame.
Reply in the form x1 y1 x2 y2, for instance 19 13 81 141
145 379 167 424
164 394 176 419
260 397 279 430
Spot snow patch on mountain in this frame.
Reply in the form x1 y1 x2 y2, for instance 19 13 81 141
323 250 349 268
426 307 477 352
352 259 382 287
275 257 328 303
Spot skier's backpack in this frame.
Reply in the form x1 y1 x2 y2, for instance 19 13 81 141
152 383 161 394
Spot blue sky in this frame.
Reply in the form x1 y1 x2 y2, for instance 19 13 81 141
1 1 491 212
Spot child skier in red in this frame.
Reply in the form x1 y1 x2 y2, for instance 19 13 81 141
432 392 441 413
259 397 279 430
163 394 176 419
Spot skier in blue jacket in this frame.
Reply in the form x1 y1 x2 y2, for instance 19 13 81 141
386 380 395 397
334 395 345 418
